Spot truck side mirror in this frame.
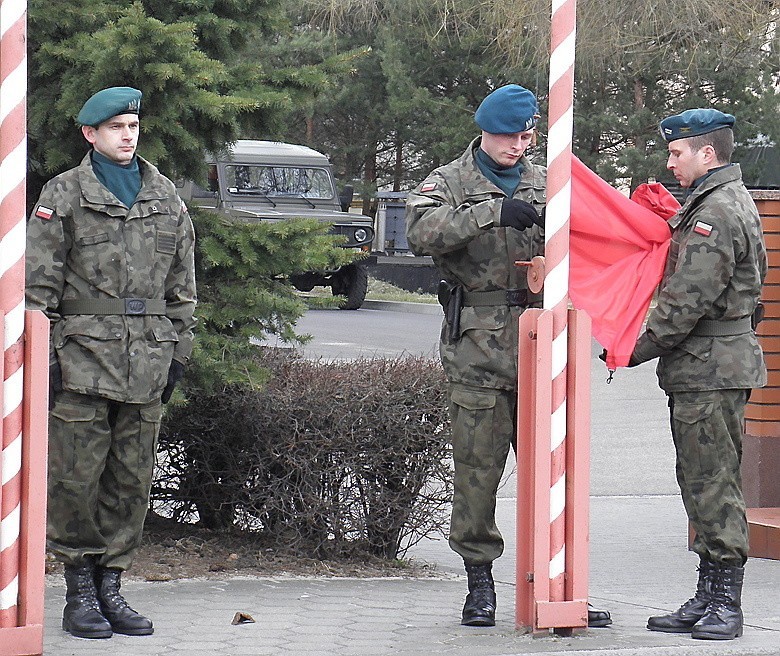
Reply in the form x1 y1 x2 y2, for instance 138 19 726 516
339 185 354 213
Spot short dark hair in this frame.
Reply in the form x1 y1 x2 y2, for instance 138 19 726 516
687 127 734 164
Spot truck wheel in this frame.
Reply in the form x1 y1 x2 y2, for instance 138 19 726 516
333 263 368 310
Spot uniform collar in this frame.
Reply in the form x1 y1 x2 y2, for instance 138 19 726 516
669 163 744 229
78 152 168 205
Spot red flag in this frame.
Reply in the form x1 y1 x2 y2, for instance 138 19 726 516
569 157 677 369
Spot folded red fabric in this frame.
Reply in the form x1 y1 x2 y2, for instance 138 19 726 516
569 157 678 368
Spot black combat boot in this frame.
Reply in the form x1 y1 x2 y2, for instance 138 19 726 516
587 602 612 627
95 567 154 636
62 563 113 639
461 562 496 626
691 563 744 640
647 559 714 632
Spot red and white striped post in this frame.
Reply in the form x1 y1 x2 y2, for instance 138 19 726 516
515 0 591 633
0 2 48 655
0 0 28 631
544 0 577 606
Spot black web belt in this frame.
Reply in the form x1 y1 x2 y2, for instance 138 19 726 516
690 317 752 337
60 298 167 315
461 288 541 307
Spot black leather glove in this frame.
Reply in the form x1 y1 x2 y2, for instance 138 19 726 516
599 349 640 368
499 199 542 230
161 360 186 404
49 360 62 410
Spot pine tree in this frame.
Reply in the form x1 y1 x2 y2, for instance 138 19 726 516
187 210 355 396
27 0 291 197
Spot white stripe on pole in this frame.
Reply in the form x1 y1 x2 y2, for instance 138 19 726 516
0 576 17 611
0 435 19 486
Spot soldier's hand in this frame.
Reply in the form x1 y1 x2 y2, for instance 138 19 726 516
49 359 62 410
599 349 641 367
498 199 542 230
161 360 186 404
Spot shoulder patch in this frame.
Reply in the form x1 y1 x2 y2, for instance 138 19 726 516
693 220 713 237
181 200 188 214
35 205 54 220
420 182 437 193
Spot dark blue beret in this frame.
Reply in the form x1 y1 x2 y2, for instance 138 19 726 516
77 87 142 127
660 108 735 142
475 84 539 135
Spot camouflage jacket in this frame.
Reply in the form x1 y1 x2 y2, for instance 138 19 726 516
26 152 197 404
632 164 766 391
406 137 546 389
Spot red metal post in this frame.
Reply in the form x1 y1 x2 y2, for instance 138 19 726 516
0 312 47 656
0 0 27 628
516 308 590 632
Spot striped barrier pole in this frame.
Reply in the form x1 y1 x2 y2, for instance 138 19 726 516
543 0 577 607
0 0 27 631
516 0 590 633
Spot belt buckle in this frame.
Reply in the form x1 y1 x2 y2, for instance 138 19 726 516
124 298 147 315
505 289 526 306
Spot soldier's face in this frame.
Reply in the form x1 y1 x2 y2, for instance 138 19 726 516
81 114 140 165
666 139 711 188
480 130 534 167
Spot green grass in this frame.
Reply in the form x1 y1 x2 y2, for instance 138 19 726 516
367 278 437 304
298 277 438 305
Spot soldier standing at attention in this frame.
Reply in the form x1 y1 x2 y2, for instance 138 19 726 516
405 84 611 629
25 87 197 639
625 109 766 640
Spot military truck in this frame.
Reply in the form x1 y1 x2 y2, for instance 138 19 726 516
177 140 375 309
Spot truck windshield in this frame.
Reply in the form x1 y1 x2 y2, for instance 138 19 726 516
224 165 335 199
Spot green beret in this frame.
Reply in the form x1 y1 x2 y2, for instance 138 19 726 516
660 108 735 142
475 84 539 135
77 87 142 127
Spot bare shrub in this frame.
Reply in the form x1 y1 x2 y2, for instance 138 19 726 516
154 349 452 560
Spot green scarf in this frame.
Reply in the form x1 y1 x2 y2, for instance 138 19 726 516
91 150 142 208
475 147 523 198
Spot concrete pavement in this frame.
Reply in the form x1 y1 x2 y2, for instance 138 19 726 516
42 495 780 655
41 302 780 655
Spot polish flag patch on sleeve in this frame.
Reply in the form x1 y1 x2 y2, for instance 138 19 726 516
35 205 54 220
420 182 437 193
693 221 713 237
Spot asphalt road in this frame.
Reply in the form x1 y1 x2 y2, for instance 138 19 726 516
283 305 678 499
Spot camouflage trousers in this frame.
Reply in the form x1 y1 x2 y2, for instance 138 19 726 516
47 391 162 570
668 389 750 566
447 382 516 564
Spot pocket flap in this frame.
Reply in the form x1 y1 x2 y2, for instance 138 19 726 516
458 306 508 333
140 405 163 423
451 388 496 411
680 336 712 362
51 404 96 422
152 324 179 343
61 316 124 340
673 401 714 425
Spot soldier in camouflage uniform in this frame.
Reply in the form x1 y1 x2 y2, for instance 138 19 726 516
406 84 611 628
25 87 196 639
626 109 766 640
